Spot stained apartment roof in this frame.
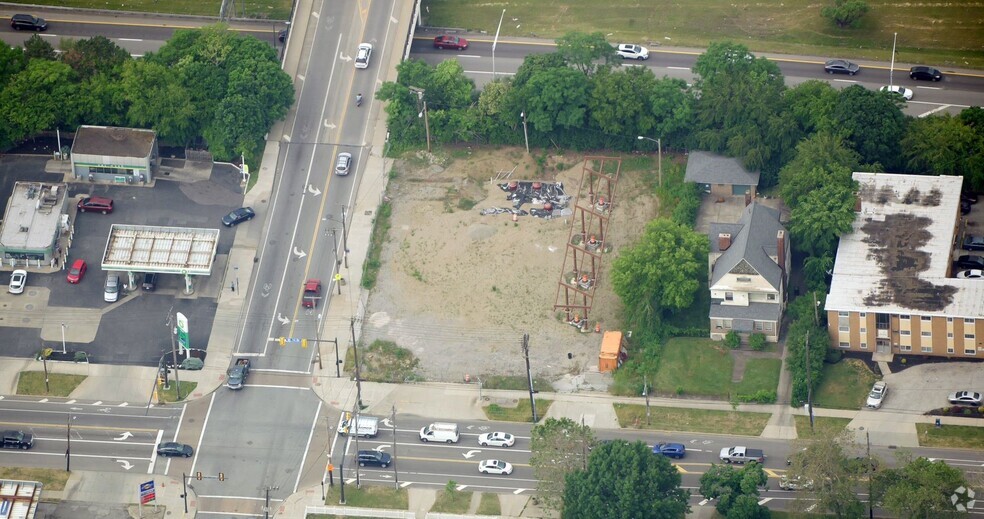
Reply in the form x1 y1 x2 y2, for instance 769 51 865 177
826 172 984 317
709 203 787 291
684 151 760 186
71 126 156 158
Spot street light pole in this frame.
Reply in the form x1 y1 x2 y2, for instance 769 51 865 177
340 207 349 269
61 323 67 354
889 32 897 87
520 112 530 154
492 8 506 80
637 135 662 187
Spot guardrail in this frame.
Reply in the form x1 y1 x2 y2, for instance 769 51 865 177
305 505 415 518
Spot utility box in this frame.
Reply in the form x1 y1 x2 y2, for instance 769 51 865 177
598 331 628 373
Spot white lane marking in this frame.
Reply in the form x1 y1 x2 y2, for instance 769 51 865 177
759 497 773 505
464 70 516 76
241 384 310 390
190 391 217 475
149 429 163 474
668 66 690 70
117 38 142 42
456 54 481 58
293 403 322 493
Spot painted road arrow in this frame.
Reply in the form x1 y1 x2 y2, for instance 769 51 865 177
114 432 134 441
116 460 133 470
462 450 481 459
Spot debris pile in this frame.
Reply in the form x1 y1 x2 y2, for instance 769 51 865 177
480 181 573 219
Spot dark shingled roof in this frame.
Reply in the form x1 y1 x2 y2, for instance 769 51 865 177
72 126 156 158
708 203 787 291
685 151 760 187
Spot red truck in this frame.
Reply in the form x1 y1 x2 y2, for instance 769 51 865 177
302 279 321 308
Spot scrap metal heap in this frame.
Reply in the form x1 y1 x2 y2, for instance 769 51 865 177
553 157 622 330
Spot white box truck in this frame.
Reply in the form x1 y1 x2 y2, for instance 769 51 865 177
419 422 459 443
339 413 379 438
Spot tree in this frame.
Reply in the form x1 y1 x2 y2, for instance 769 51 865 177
784 318 828 406
783 80 839 135
788 183 857 258
529 418 594 512
903 114 983 178
563 440 689 518
698 463 768 517
787 434 865 518
873 455 969 519
821 0 871 28
518 66 590 134
122 60 198 145
555 31 616 76
60 36 131 80
0 44 26 86
779 131 860 209
0 60 77 147
610 218 708 325
22 34 56 61
589 67 692 146
831 85 906 170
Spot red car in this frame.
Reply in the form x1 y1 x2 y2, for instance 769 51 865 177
302 279 322 308
433 35 468 50
67 259 87 283
77 196 114 214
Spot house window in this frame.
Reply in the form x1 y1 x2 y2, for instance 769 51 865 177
767 293 776 301
839 326 849 332
764 322 774 332
921 316 932 322
725 292 734 301
900 314 910 320
965 348 977 356
922 346 933 353
901 330 911 336
860 342 868 350
724 320 732 329
900 345 912 352
737 277 751 282
839 342 850 348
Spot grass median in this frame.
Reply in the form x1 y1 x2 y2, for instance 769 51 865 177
323 485 408 509
483 398 552 423
916 423 984 449
16 372 86 397
614 403 771 436
794 415 852 439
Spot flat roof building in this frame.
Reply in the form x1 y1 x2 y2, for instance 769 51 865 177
0 182 68 267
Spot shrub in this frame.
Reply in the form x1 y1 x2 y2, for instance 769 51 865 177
676 386 685 395
824 348 843 364
734 390 777 404
724 331 741 350
748 333 767 351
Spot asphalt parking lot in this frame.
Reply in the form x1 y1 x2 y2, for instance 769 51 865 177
875 361 983 413
0 155 245 366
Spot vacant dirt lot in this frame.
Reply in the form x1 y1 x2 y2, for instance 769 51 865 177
363 147 661 385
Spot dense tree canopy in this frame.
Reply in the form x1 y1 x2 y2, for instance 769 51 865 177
698 462 769 518
563 440 689 519
529 418 595 513
872 455 970 519
555 31 616 76
832 85 906 170
787 435 865 518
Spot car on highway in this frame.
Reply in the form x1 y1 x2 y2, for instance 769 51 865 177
1 430 34 449
954 255 984 270
879 85 913 101
278 29 288 42
77 196 114 214
478 432 515 447
156 442 193 457
909 65 943 81
67 259 87 284
357 450 392 467
866 381 888 409
10 14 46 31
478 459 513 475
302 279 322 308
616 43 649 60
355 43 372 69
963 235 984 251
222 207 255 227
8 270 27 295
948 391 983 406
335 152 352 176
824 59 860 75
957 269 983 279
433 34 469 50
652 442 686 459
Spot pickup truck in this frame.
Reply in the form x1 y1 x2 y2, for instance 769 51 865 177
719 446 765 464
2 430 34 449
226 358 251 389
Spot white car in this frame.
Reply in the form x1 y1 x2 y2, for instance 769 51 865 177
956 269 983 279
355 43 372 69
8 269 27 294
478 459 513 475
879 85 913 100
616 43 649 60
866 381 887 409
335 152 352 176
478 432 515 447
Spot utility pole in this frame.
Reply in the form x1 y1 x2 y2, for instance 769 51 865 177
165 307 183 400
340 207 349 269
805 330 814 432
351 319 363 409
521 334 538 422
643 374 651 425
264 486 279 519
520 112 530 154
339 435 347 504
65 413 71 471
353 399 361 488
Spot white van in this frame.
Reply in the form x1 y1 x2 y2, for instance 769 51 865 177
339 413 379 438
419 422 459 443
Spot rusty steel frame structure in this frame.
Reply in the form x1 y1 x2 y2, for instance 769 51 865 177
553 156 622 323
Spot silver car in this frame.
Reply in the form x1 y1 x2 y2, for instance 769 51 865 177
335 152 352 176
355 43 372 69
104 273 120 303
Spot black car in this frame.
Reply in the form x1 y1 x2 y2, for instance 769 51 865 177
221 207 255 227
357 450 392 467
962 192 979 205
277 29 288 42
142 273 158 291
909 66 943 81
824 59 860 75
10 14 47 31
954 255 984 270
963 235 984 251
156 442 193 457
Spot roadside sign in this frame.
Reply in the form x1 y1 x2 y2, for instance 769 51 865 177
139 480 156 504
176 312 190 351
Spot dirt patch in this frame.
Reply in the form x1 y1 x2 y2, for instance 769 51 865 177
362 147 660 385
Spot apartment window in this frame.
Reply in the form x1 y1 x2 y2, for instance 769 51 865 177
921 331 931 337
947 317 954 323
839 325 849 332
922 346 933 353
860 327 866 334
767 293 776 301
900 345 912 352
964 318 975 325
859 313 866 318
860 342 868 350
921 315 932 322
947 332 954 338
839 342 850 349
725 292 734 301
964 333 975 340
947 347 955 354
900 314 910 320
965 348 977 356
901 330 911 336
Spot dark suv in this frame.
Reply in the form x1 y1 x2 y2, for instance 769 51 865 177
10 14 47 31
142 273 158 291
909 66 943 82
357 450 392 467
78 196 114 214
954 255 984 270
